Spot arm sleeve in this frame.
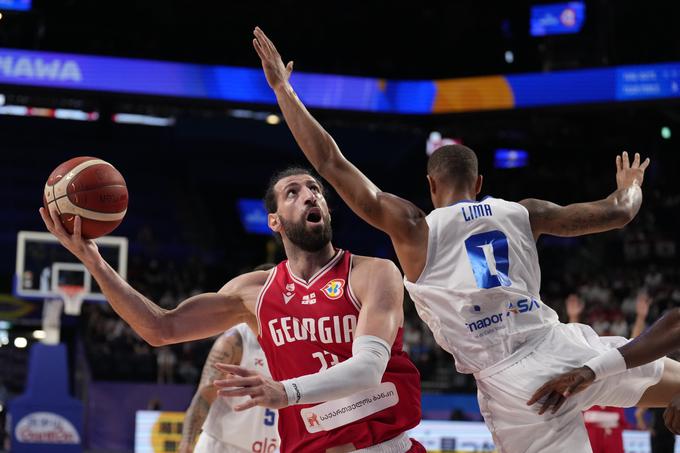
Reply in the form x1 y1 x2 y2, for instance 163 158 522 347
281 335 391 405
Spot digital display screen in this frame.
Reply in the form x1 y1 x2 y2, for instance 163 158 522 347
494 149 529 169
237 199 271 235
0 0 31 11
530 2 585 36
0 48 679 114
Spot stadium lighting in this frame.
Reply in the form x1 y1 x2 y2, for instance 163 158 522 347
0 94 5 106
32 330 46 340
504 50 514 64
266 114 281 125
0 13 4 20
661 126 671 139
14 337 28 348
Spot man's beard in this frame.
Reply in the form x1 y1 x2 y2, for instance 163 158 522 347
281 213 332 252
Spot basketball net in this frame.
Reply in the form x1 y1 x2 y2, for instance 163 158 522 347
57 284 86 316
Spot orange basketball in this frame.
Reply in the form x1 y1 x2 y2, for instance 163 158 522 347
43 156 128 239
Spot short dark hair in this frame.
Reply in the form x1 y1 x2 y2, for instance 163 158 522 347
427 144 478 191
264 166 326 213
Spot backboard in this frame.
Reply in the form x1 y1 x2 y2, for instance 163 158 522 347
14 231 128 304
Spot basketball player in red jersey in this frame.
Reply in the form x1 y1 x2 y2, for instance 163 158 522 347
38 166 424 453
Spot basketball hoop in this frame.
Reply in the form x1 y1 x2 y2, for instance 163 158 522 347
57 284 86 315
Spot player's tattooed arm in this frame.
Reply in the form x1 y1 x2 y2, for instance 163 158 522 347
252 26 428 278
529 307 680 415
520 152 650 240
179 329 244 452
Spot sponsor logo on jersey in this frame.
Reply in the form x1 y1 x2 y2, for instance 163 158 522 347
465 299 541 333
307 413 320 428
283 283 295 304
322 279 345 300
301 293 317 305
254 358 264 367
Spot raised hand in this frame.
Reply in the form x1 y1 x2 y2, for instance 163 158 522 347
565 294 584 323
526 366 596 414
635 292 651 319
616 151 650 190
39 207 99 265
253 26 293 92
213 363 288 410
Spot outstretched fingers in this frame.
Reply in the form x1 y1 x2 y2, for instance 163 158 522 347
253 38 265 59
254 27 275 53
214 363 255 377
622 151 630 169
234 397 264 411
527 381 554 406
639 157 651 171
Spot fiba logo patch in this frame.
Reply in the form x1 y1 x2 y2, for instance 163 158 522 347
322 279 345 300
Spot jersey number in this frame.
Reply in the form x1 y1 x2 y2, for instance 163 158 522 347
264 408 276 426
312 351 340 371
464 230 511 289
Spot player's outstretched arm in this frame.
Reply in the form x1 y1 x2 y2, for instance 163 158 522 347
179 329 244 453
252 27 426 247
528 307 680 414
39 207 257 346
520 152 649 240
214 257 404 410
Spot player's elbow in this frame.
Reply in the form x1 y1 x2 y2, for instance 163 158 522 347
143 313 176 346
142 329 169 347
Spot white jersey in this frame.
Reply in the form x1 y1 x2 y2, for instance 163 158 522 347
201 324 279 452
404 196 560 374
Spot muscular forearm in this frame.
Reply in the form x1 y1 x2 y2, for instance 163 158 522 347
606 184 643 226
619 308 680 368
274 84 340 174
85 254 168 345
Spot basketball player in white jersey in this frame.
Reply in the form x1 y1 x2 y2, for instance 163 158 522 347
251 26 680 452
180 323 279 453
180 263 279 453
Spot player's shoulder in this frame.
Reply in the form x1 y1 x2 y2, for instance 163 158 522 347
350 254 402 282
218 269 275 296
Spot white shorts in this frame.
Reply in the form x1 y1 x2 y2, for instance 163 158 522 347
194 432 251 453
475 323 664 453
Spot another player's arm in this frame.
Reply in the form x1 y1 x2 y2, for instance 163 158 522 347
214 257 405 409
252 28 427 254
528 307 680 414
179 329 244 453
520 152 650 240
39 207 258 346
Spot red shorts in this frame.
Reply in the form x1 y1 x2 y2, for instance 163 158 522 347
408 439 427 452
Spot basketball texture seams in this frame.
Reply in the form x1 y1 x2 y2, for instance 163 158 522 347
43 156 128 239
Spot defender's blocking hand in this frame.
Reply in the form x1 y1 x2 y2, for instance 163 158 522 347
253 26 293 92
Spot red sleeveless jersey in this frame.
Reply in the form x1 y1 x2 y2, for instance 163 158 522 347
257 250 422 453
